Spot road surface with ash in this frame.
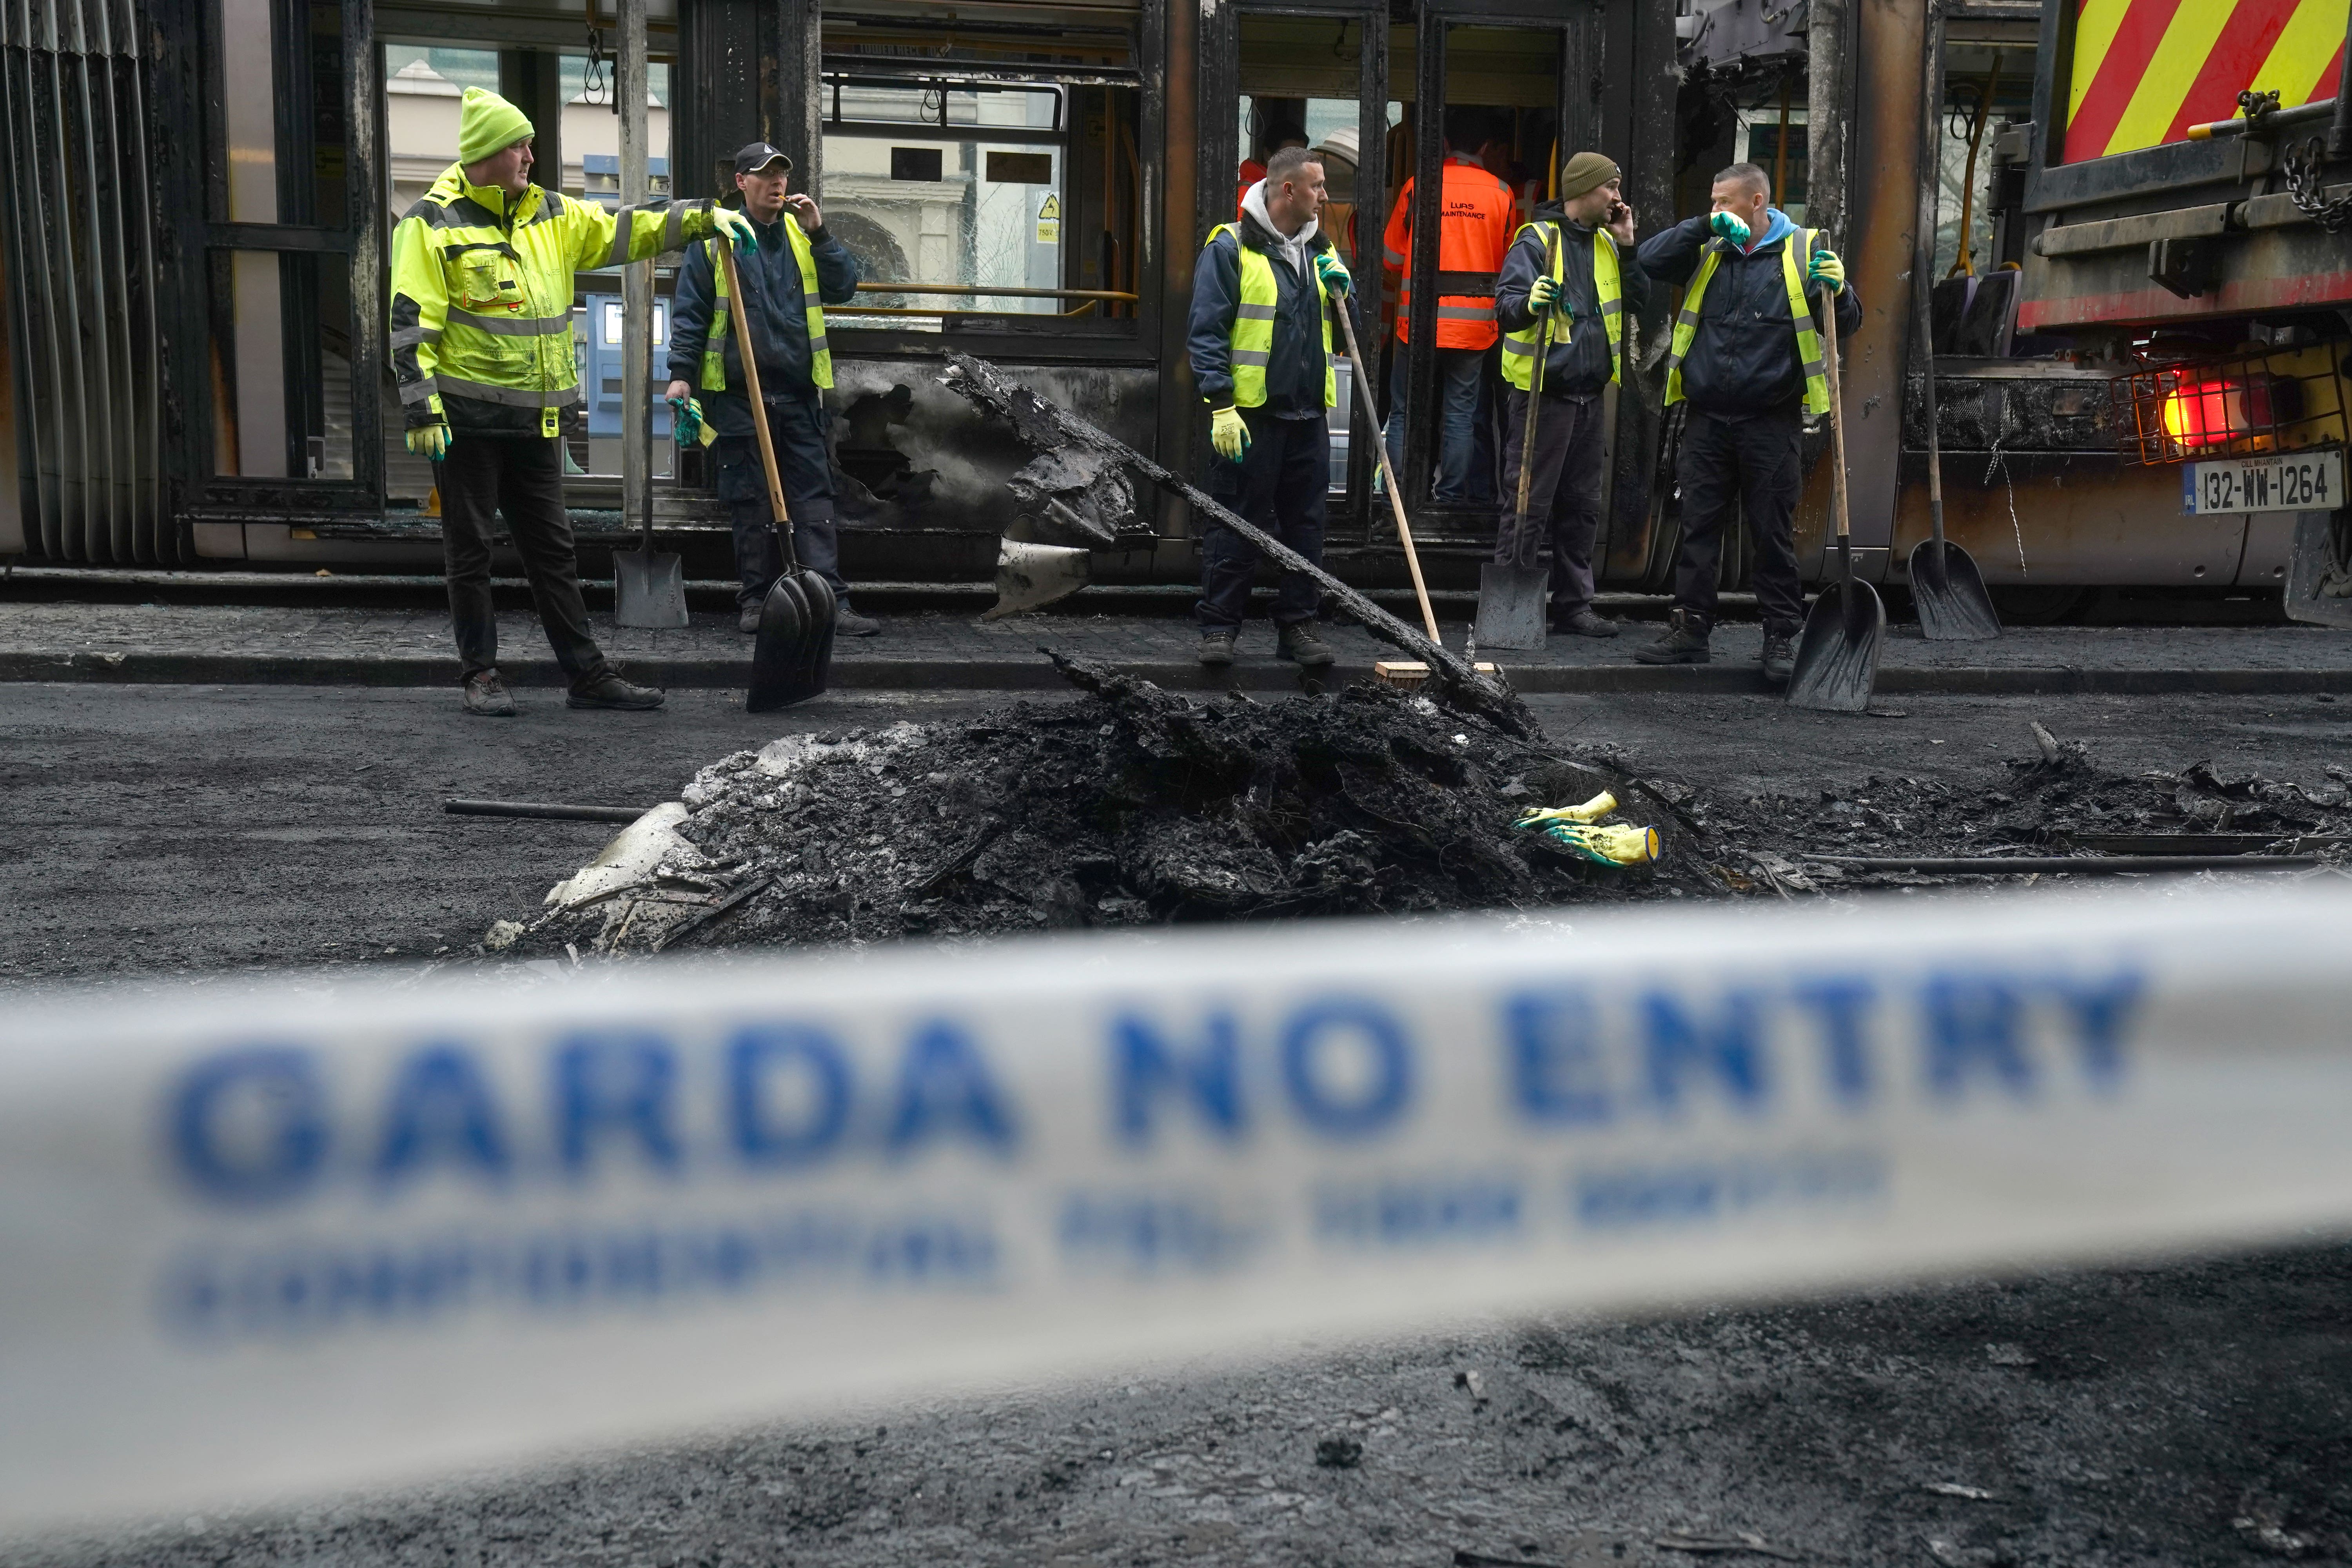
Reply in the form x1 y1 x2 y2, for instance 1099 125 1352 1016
7 678 2352 1567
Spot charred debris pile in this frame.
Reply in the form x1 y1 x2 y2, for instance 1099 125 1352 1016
524 653 1705 958
513 671 2352 958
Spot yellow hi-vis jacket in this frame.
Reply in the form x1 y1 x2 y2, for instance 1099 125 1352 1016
1203 222 1336 410
1499 221 1622 391
696 217 833 392
390 163 725 435
1664 225 1831 417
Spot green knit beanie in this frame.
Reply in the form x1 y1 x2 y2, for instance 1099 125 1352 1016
458 86 535 167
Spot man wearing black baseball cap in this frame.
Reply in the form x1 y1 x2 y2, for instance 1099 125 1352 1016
668 143 875 635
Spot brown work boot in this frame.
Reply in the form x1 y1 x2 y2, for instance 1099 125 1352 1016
567 672 665 711
1633 608 1711 665
461 668 517 717
1198 626 1238 666
1552 606 1620 639
1277 621 1337 668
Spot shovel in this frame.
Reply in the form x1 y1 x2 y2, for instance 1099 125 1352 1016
1906 282 2001 641
612 489 690 629
1786 288 1886 713
1475 228 1557 650
718 236 838 712
1332 294 1443 644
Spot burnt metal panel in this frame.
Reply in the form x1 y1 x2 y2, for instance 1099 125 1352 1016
1884 452 2254 587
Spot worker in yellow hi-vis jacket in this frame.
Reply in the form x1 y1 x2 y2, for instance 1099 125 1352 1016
389 85 756 718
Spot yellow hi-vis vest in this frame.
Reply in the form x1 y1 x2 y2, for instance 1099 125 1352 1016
697 215 833 392
390 163 722 432
1499 223 1622 391
1663 225 1829 417
1205 223 1336 409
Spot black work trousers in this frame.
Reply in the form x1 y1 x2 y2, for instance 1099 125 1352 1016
1672 405 1806 634
714 395 845 610
1498 388 1607 619
436 434 610 688
1197 408 1328 628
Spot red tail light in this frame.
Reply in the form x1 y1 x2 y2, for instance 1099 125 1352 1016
2160 374 2296 452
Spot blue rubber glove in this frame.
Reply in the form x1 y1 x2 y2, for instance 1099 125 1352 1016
1209 405 1250 463
711 206 759 254
1709 210 1751 247
1314 250 1352 298
1808 248 1847 294
405 422 450 460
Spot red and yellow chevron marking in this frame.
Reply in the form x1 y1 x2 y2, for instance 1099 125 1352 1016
2065 0 2349 163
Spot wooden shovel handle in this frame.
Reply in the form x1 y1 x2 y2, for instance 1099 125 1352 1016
715 235 791 531
1332 296 1442 645
1818 285 1850 543
1512 228 1557 536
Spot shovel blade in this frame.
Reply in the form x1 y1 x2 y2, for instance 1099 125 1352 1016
1908 539 2002 641
983 539 1090 620
613 547 691 630
747 566 838 712
1474 562 1550 650
1786 578 1887 713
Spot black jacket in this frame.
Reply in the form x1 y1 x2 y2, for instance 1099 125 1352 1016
1187 210 1335 418
1635 212 1862 417
1493 204 1654 398
668 211 860 436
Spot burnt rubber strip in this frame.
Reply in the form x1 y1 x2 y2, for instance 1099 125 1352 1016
444 799 650 823
1798 853 2322 875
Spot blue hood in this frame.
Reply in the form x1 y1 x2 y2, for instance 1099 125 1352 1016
1748 207 1798 252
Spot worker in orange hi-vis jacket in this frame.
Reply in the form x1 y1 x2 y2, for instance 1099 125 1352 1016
1379 106 1518 503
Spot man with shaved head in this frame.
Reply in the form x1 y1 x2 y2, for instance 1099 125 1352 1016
1633 162 1859 684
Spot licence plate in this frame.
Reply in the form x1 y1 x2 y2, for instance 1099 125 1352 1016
2181 450 2344 514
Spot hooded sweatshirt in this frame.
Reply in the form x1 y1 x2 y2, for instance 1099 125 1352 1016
1634 205 1862 418
1493 201 1655 397
1186 180 1336 419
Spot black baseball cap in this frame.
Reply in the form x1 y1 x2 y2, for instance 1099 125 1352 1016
733 142 793 176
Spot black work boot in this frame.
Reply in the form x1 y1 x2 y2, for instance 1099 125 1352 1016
1552 606 1620 639
1760 624 1797 686
738 604 762 635
1277 621 1337 668
1198 626 1238 666
462 668 517 718
568 672 666 711
834 603 881 637
1633 608 1711 665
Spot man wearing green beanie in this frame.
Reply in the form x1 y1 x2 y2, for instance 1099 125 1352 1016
1492 151 1650 639
390 86 759 717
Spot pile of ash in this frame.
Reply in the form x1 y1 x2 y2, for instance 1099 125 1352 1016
520 653 1713 958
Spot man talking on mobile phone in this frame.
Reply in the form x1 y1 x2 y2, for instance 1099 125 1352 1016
667 144 875 637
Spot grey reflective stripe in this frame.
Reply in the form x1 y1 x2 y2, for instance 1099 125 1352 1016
398 377 441 404
1234 303 1277 321
605 207 638 267
522 192 564 228
1383 246 1406 264
1231 350 1272 367
1599 299 1623 314
1802 359 1826 377
400 199 454 229
662 200 688 252
1435 304 1494 320
1676 305 1699 327
434 374 583 408
807 334 829 354
446 307 570 337
1498 337 1534 357
390 325 441 349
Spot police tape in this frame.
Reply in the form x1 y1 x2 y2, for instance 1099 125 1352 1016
6 884 2352 1532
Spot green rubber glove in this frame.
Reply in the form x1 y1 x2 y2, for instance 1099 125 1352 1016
405 422 451 460
1209 405 1250 463
1709 210 1751 247
668 394 716 448
1528 274 1573 319
1808 248 1846 294
711 205 759 254
1314 250 1352 297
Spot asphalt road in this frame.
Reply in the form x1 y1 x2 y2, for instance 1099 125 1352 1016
8 680 2352 1567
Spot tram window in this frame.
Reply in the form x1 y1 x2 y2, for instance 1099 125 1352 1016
821 76 1073 323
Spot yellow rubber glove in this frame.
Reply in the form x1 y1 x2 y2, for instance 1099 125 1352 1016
1517 791 1618 828
404 422 450 460
1314 250 1352 298
1808 248 1846 294
1529 821 1661 867
711 205 759 254
1209 405 1250 463
1708 210 1751 247
1528 274 1573 319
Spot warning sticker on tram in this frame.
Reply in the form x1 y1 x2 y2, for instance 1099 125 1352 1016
2181 451 2343 515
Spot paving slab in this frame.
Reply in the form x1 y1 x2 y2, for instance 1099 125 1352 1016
5 598 2352 694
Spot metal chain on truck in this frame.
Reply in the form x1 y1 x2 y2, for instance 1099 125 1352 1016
2283 136 2352 234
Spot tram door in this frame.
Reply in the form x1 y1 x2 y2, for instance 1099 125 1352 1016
1389 13 1571 550
1218 5 1388 541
